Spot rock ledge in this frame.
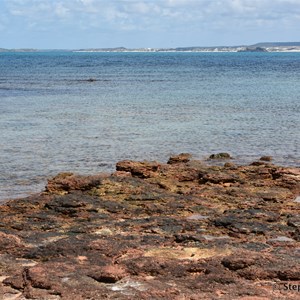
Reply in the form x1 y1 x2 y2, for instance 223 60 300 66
0 155 300 299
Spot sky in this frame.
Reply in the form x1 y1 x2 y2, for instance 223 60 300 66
0 0 300 49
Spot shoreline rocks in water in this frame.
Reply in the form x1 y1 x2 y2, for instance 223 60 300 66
0 154 300 299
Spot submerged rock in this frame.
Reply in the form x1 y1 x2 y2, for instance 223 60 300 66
209 152 232 159
0 154 299 299
260 155 273 162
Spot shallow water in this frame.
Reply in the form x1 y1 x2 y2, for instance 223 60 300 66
0 52 300 201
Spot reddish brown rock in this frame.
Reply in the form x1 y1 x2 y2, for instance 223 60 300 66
46 173 106 194
167 153 192 164
0 232 25 254
0 154 299 299
87 265 127 283
116 160 161 178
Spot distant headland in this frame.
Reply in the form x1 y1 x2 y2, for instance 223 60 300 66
1 42 300 53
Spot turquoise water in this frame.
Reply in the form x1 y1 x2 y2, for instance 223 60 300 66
0 52 300 200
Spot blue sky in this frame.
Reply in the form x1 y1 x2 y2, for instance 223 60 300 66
0 0 300 49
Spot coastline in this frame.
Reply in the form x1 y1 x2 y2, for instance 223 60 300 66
1 153 299 205
0 154 299 299
2 44 300 53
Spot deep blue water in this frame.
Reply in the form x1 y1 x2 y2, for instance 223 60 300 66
0 51 300 201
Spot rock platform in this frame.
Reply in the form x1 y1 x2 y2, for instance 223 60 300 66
0 154 300 299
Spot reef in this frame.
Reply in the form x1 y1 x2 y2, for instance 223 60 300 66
0 154 300 299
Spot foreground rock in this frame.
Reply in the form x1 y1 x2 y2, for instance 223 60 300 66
0 154 300 299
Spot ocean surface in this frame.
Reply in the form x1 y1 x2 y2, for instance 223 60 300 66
0 51 300 201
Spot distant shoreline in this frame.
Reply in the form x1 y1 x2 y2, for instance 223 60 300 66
2 42 300 53
73 49 300 53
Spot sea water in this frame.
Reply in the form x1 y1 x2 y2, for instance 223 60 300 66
0 52 299 201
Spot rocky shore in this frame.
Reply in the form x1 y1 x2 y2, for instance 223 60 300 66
0 154 300 300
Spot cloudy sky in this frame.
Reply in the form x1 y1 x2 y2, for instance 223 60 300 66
0 0 299 49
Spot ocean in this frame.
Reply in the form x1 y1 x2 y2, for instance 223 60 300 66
0 51 300 201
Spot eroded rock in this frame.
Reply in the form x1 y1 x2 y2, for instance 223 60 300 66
0 154 299 299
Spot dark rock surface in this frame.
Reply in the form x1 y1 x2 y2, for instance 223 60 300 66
209 153 232 160
0 155 300 299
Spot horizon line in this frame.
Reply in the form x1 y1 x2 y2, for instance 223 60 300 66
2 41 300 51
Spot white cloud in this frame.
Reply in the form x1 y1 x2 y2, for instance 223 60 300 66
128 2 151 14
2 0 300 45
0 13 8 31
5 0 300 25
54 3 70 18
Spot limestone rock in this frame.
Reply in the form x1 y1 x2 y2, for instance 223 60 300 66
0 154 299 299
